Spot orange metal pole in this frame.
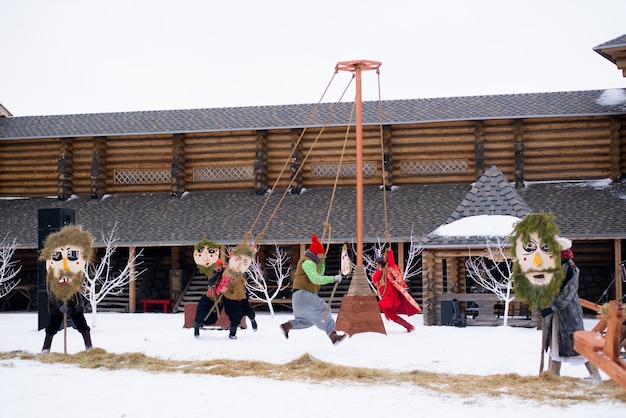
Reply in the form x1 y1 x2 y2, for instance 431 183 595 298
335 60 381 266
355 66 364 266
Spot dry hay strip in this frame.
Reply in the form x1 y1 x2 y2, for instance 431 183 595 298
1 349 624 405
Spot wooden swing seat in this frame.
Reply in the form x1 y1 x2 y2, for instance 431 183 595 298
574 300 626 389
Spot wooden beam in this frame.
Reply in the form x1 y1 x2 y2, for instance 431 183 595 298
615 239 623 299
128 246 136 313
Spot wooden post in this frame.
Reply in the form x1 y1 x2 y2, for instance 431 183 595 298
128 246 136 313
334 60 385 337
335 59 381 265
615 239 623 299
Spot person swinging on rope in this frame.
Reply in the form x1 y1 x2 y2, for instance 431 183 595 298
372 243 421 332
280 235 347 345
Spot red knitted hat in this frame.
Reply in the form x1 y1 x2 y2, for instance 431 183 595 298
309 235 324 255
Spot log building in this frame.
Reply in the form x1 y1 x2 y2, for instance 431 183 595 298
0 35 625 325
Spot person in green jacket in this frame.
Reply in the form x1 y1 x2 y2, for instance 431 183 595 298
279 235 347 345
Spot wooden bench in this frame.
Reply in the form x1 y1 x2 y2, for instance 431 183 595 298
494 301 531 319
140 298 172 313
250 298 293 310
438 293 501 325
574 300 626 389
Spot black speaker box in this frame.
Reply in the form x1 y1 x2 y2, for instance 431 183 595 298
38 208 76 248
440 300 454 326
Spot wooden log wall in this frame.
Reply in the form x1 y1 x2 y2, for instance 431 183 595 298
264 129 300 191
299 125 383 188
184 130 257 191
0 115 624 198
71 136 97 196
171 134 186 197
390 120 477 185
522 116 613 181
103 134 173 194
481 119 516 181
57 138 73 199
0 138 58 196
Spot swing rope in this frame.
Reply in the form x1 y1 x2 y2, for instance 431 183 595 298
320 99 357 255
242 71 338 244
375 69 390 247
245 71 356 246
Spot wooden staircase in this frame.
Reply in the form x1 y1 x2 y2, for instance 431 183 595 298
173 273 207 313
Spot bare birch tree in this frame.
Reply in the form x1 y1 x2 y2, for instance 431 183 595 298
361 227 423 291
403 226 423 283
0 235 21 298
246 242 292 318
464 236 514 326
82 224 144 327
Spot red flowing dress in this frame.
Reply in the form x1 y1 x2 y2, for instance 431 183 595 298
372 250 421 331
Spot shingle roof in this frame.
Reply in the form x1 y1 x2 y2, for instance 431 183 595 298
593 34 626 66
445 165 532 222
1 179 624 249
422 166 532 248
594 34 626 51
1 90 625 140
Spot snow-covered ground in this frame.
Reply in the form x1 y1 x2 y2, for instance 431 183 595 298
0 311 622 417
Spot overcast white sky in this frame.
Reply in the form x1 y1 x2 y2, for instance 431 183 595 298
1 0 625 117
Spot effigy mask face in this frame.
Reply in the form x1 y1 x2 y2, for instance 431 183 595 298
194 246 220 268
46 245 87 282
515 232 557 286
41 226 93 303
228 254 252 273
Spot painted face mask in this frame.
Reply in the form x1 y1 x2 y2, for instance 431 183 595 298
515 232 557 286
40 225 93 303
510 213 563 308
193 239 220 277
194 246 220 268
228 254 253 274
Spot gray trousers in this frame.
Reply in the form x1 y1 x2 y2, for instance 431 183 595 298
290 289 335 336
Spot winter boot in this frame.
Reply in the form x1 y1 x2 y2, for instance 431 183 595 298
41 333 54 353
251 318 258 332
329 331 347 346
279 321 292 339
193 320 201 337
584 361 601 382
392 315 414 332
81 330 93 351
229 325 238 340
548 358 561 376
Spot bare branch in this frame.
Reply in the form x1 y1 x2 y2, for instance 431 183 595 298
465 237 514 325
403 225 423 282
81 223 145 327
245 242 292 318
0 235 21 298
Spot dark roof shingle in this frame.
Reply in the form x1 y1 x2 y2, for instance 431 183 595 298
1 90 625 140
1 179 624 249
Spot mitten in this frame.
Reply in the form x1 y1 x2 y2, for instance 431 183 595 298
59 304 68 314
216 276 232 294
333 274 343 283
540 307 553 318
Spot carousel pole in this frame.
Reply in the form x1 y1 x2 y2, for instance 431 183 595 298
335 60 381 265
334 60 386 336
355 65 364 266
